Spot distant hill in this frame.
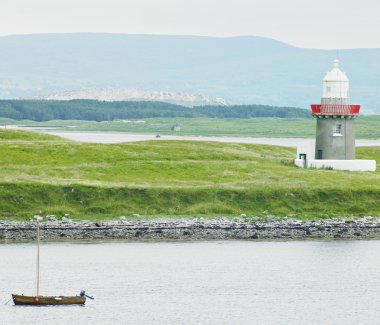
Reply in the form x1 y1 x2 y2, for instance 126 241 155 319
0 33 379 112
0 100 310 121
30 88 230 107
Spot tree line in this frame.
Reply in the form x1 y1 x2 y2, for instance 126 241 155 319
0 100 311 121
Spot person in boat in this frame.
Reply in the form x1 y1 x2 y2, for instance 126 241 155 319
80 290 94 300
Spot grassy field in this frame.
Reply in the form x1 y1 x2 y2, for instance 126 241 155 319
1 129 380 221
2 115 380 138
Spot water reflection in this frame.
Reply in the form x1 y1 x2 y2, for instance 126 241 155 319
1 240 380 324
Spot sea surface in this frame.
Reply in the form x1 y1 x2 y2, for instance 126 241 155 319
1 240 380 324
3 125 380 146
42 131 380 147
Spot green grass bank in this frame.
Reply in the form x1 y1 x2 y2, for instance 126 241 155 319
1 129 380 220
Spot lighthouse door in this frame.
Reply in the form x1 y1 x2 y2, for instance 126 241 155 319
317 150 323 160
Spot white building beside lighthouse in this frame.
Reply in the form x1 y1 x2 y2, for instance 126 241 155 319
295 59 376 171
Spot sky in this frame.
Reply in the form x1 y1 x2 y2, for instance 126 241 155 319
1 0 379 49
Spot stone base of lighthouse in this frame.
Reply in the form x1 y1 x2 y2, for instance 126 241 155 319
315 116 355 160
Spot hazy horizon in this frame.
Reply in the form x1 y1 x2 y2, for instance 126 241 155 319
1 32 379 51
1 0 379 50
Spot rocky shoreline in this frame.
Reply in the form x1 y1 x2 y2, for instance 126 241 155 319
2 217 380 241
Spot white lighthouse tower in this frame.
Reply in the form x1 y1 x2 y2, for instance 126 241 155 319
312 59 359 160
295 59 376 171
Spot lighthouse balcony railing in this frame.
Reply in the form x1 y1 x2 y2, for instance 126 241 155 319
311 104 360 115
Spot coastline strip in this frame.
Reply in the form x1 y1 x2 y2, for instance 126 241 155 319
1 219 380 241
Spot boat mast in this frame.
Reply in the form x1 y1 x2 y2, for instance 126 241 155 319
36 218 41 297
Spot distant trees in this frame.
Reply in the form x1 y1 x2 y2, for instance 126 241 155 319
0 100 311 122
193 105 311 118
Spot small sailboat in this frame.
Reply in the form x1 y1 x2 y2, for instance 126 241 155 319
12 216 93 306
12 294 86 306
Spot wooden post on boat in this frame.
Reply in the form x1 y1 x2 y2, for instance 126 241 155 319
36 218 40 297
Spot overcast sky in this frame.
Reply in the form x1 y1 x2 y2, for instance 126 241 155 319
1 0 379 49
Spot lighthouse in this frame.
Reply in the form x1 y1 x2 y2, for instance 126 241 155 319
295 59 376 171
311 59 360 160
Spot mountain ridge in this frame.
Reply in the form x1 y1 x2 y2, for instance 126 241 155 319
0 33 379 112
29 88 231 107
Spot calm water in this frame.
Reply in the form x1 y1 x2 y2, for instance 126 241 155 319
1 240 380 324
44 131 380 147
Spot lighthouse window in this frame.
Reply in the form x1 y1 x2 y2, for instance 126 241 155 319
326 86 331 93
333 124 342 135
